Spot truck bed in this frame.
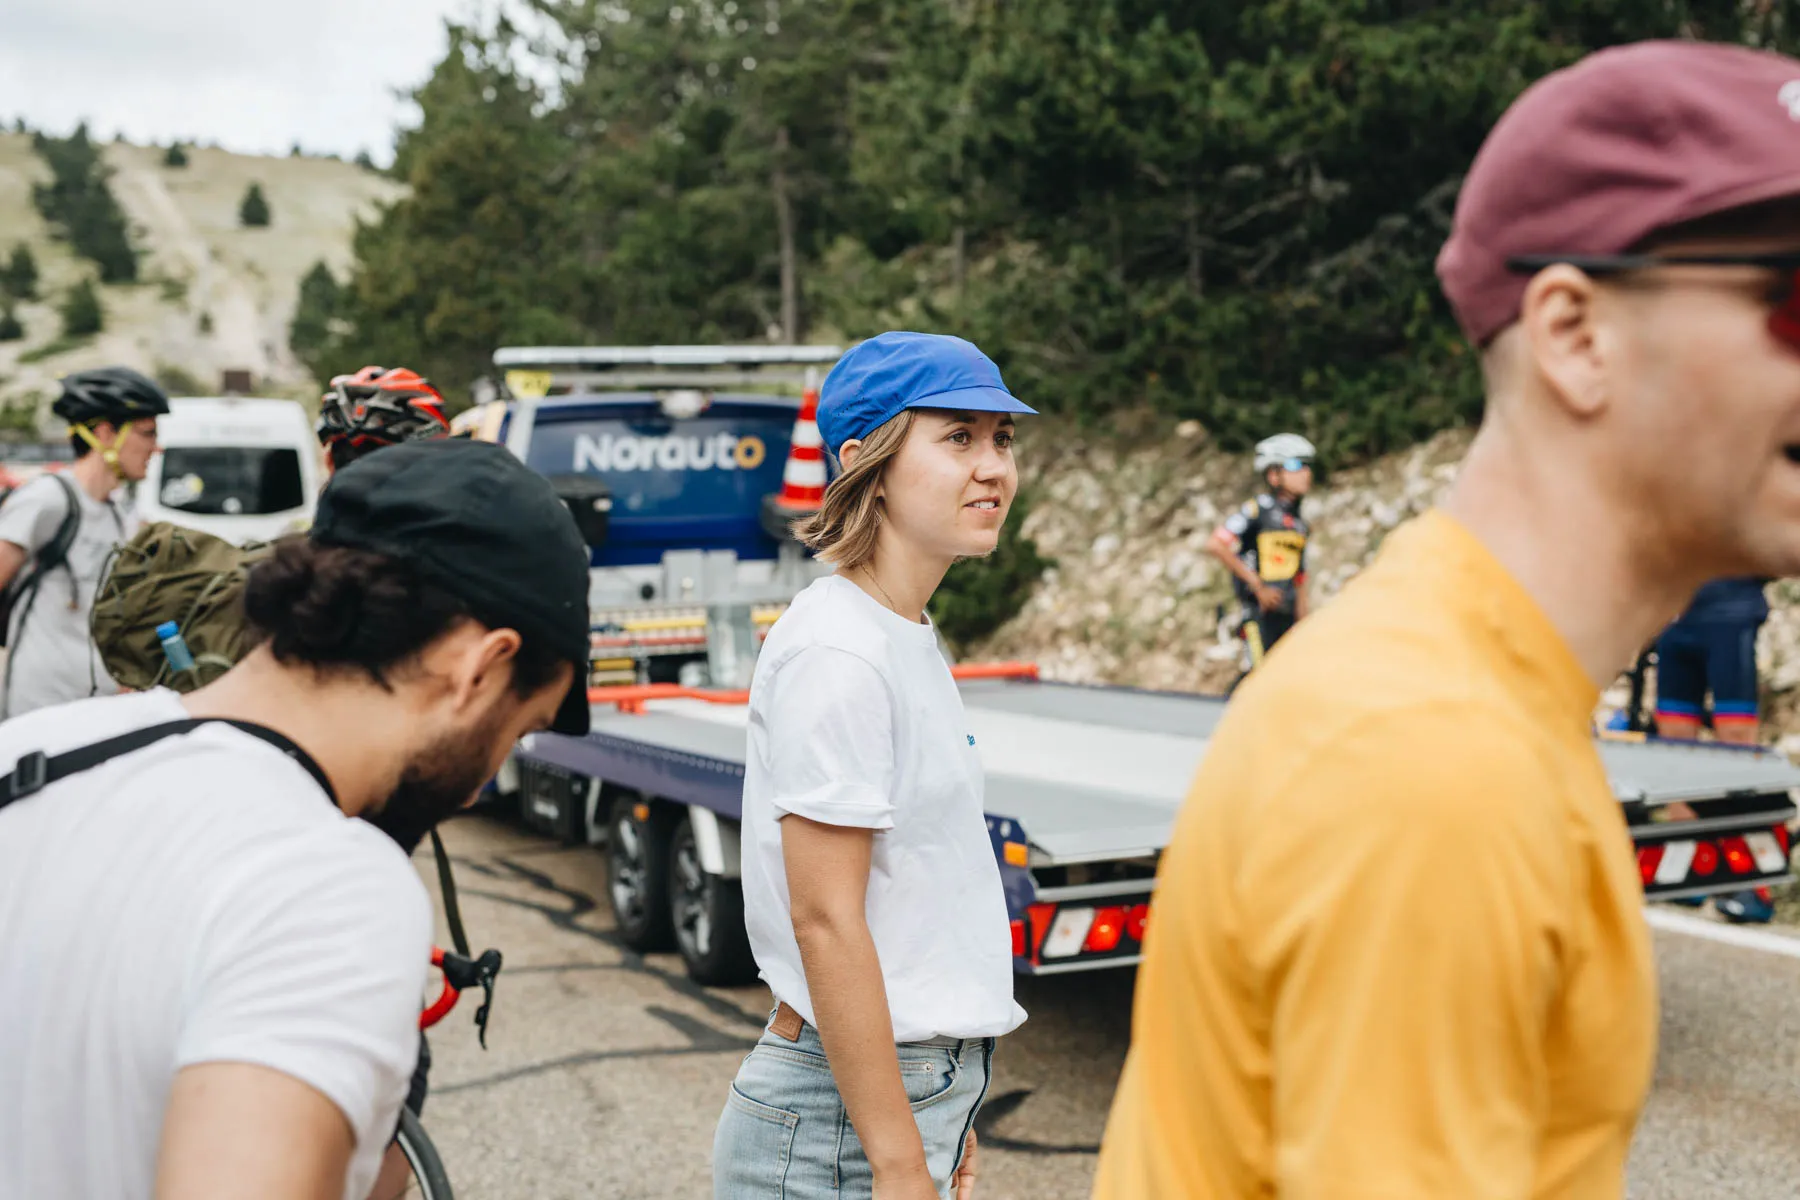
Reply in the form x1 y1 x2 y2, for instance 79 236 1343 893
515 676 1800 868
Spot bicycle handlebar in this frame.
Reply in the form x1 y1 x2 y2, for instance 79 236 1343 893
421 946 503 1042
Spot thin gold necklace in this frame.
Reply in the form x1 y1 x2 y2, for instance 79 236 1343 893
860 567 908 621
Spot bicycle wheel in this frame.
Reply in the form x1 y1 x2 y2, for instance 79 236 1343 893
395 1107 456 1200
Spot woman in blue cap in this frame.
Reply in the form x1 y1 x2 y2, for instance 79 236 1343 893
713 332 1035 1200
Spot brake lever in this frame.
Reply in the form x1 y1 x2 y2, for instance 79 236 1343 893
471 948 503 1050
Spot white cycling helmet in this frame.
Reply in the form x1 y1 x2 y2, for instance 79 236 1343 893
1253 433 1316 474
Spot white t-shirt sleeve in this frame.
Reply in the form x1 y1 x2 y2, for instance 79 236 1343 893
176 827 432 1153
0 477 72 555
765 645 898 830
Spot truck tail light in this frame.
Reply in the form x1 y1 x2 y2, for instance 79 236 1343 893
1026 903 1056 961
1721 836 1754 875
1085 907 1127 954
1041 908 1095 959
1638 845 1664 886
1125 903 1150 943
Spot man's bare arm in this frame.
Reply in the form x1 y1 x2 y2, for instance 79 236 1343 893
0 541 27 593
155 1062 356 1200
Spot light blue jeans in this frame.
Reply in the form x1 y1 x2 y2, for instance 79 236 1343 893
712 1011 994 1200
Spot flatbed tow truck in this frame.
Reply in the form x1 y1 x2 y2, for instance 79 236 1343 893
477 344 1800 986
508 667 1800 986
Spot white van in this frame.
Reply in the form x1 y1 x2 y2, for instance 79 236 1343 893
138 397 322 544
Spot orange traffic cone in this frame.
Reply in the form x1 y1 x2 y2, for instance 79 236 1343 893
772 386 826 512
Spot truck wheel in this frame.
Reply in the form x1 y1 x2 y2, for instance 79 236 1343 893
608 794 676 952
669 817 758 987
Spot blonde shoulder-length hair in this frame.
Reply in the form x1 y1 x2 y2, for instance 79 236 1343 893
791 410 917 570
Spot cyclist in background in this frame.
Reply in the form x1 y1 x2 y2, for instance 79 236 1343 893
0 368 168 717
317 366 453 474
1655 576 1777 923
282 366 452 540
1207 433 1315 670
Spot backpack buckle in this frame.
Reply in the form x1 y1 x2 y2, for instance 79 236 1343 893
7 751 47 802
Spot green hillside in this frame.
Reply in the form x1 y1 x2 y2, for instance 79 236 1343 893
0 131 403 418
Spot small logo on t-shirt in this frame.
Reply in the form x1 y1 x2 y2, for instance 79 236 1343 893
966 734 976 746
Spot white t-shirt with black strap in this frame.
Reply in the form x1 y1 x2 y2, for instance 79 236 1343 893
0 690 431 1200
741 574 1027 1044
0 472 131 718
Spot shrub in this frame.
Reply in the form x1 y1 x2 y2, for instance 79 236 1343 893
2 244 37 300
239 183 271 228
61 278 102 337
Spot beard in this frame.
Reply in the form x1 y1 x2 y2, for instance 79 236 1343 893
364 704 510 853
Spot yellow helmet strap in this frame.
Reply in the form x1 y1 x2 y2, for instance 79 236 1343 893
72 422 125 477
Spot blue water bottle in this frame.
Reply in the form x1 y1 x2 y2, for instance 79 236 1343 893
156 621 196 675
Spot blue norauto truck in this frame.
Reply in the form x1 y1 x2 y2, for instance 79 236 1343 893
458 345 844 689
483 345 1800 989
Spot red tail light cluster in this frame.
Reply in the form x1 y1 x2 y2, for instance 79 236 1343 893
1638 827 1791 892
1016 900 1153 964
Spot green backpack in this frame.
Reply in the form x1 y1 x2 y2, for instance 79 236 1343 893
90 522 274 692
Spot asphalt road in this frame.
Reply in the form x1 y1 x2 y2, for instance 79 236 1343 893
413 815 1800 1199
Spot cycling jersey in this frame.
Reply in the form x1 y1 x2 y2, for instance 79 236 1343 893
1222 492 1310 616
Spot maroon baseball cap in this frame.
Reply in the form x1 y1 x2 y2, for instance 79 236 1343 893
1437 40 1800 346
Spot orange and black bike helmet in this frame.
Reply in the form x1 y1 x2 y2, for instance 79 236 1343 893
316 366 451 470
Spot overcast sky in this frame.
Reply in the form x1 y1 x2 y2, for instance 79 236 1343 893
0 0 489 163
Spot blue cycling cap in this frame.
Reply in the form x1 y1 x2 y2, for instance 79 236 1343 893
816 332 1036 458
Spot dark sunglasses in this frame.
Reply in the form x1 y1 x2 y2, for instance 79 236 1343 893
1506 252 1800 346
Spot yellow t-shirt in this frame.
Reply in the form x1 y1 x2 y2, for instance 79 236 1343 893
1094 509 1656 1200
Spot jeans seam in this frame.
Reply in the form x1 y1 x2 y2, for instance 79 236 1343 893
949 1039 994 1181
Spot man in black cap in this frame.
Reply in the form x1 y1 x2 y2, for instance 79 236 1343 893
0 439 590 1200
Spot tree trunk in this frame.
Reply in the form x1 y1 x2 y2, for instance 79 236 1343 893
773 125 799 343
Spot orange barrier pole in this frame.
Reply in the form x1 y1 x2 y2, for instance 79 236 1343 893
950 661 1039 681
587 662 1037 714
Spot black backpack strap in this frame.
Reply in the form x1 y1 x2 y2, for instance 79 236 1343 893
38 474 83 575
0 718 338 813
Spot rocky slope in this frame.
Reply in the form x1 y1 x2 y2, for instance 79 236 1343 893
977 419 1800 757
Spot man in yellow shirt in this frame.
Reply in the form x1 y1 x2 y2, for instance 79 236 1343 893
1096 40 1800 1199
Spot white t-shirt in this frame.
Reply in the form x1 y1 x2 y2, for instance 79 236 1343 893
0 473 131 718
741 574 1027 1043
0 690 432 1200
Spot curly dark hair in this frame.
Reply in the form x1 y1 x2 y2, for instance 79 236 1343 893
243 539 566 695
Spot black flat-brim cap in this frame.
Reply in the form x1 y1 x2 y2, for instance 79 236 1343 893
312 438 591 736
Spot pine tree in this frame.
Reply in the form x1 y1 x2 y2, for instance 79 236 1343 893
239 183 271 228
3 244 37 300
289 260 341 369
164 142 189 168
29 124 137 282
0 303 23 342
60 278 102 337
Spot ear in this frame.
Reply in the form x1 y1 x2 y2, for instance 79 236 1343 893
1518 264 1612 419
436 625 522 712
838 438 864 471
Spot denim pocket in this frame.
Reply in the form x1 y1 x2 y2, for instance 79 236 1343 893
899 1050 960 1112
714 1084 800 1199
